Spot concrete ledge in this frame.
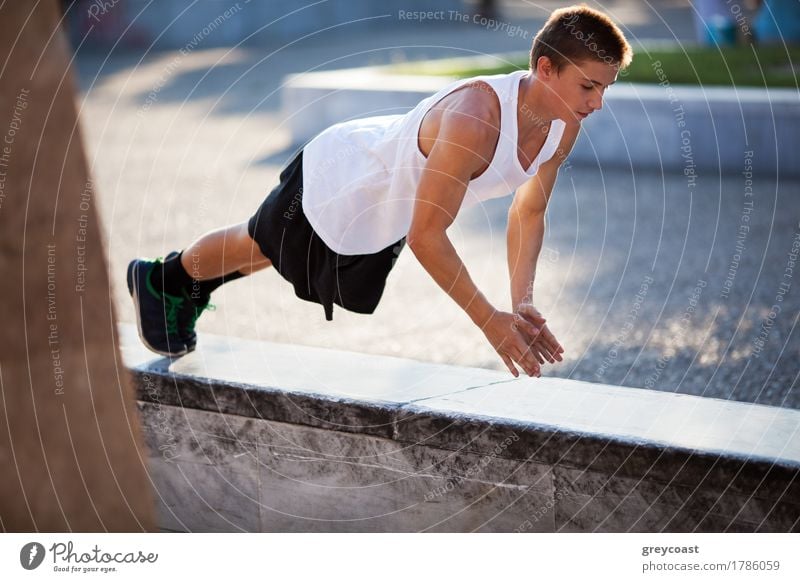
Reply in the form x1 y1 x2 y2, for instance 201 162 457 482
120 324 800 532
283 57 800 176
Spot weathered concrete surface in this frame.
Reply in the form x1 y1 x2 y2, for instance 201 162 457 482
121 325 800 532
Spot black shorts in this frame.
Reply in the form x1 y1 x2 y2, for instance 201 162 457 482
247 149 406 321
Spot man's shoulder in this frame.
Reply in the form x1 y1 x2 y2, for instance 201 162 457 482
442 79 501 124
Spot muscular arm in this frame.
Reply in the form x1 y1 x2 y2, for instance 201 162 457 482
507 126 578 310
407 88 575 377
407 101 499 327
507 162 556 311
506 125 579 363
408 100 543 377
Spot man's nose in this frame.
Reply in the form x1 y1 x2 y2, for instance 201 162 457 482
589 94 603 111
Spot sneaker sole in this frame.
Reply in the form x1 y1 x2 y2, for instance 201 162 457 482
127 259 190 357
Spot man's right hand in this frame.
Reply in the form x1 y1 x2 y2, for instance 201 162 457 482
480 309 542 378
514 304 564 365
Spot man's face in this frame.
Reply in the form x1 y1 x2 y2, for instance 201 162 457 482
542 58 619 123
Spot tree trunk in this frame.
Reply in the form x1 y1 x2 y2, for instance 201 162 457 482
0 0 155 531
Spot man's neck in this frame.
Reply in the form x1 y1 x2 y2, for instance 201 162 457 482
518 71 556 131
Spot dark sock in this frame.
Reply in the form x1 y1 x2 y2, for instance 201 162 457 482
188 269 245 301
150 250 245 302
149 251 193 297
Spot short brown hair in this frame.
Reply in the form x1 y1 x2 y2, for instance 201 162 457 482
530 4 632 72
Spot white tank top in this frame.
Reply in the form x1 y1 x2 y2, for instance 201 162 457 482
301 69 566 255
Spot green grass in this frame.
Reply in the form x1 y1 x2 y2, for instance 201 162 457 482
389 45 800 88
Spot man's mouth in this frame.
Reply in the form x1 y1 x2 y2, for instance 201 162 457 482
577 111 590 119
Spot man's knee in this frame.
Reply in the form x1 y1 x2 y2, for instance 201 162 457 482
234 221 266 259
238 259 271 275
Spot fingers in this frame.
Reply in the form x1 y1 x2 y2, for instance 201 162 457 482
530 341 552 364
511 339 541 378
523 327 554 362
533 334 558 363
513 313 547 347
499 352 520 378
521 319 543 341
526 321 563 363
500 344 541 378
540 326 565 361
515 306 563 360
516 303 546 325
517 322 557 364
494 310 552 378
522 325 564 364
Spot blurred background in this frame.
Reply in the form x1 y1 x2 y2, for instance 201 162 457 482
61 0 799 408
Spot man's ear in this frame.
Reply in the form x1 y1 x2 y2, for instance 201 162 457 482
535 55 555 80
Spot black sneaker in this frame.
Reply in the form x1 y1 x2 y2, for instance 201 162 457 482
177 286 216 353
127 256 191 356
163 250 217 352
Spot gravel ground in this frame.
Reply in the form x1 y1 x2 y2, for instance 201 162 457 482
73 5 798 409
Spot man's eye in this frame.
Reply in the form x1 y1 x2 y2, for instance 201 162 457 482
582 85 593 90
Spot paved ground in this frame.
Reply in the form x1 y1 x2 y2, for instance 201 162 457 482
73 1 799 409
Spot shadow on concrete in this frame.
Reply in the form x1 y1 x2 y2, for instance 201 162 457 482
457 163 799 407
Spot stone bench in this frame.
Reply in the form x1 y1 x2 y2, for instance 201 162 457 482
119 324 800 532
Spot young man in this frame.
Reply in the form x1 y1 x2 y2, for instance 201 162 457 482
127 5 632 378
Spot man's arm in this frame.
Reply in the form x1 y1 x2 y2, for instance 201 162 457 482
407 103 497 327
507 159 558 310
407 96 542 378
508 124 579 307
507 125 579 360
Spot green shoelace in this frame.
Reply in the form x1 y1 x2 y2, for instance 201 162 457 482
182 288 216 334
145 259 215 335
162 293 185 335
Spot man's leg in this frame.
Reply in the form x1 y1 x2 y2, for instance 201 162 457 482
179 221 272 281
127 220 272 355
238 258 271 275
150 221 271 299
